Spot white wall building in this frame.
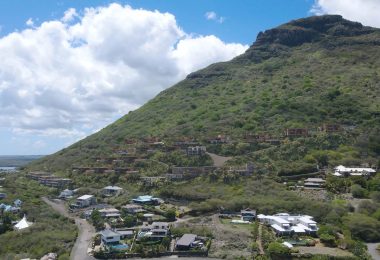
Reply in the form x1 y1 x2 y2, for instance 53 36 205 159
258 213 318 236
76 195 96 208
334 165 376 177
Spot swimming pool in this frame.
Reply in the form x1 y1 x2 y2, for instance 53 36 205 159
110 244 129 251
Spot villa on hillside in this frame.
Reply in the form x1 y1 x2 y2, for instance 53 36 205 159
59 189 75 199
258 213 318 236
122 203 145 214
99 208 121 219
102 186 123 197
303 178 326 189
241 208 256 222
100 229 133 244
132 195 162 205
74 195 97 208
284 128 309 138
176 234 197 250
186 146 206 156
333 165 376 177
137 222 170 241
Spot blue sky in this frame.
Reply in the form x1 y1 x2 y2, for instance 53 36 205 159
0 0 314 44
0 0 378 155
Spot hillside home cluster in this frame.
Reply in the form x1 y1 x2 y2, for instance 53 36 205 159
27 172 71 188
333 165 376 177
258 213 318 236
0 199 22 213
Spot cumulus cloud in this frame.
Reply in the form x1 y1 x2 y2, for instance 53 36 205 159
311 0 380 28
205 11 225 23
61 8 78 23
0 4 247 142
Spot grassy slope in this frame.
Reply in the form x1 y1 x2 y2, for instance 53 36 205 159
29 15 380 172
0 174 77 259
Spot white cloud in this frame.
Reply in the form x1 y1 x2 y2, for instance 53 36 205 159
0 3 248 140
205 11 225 24
62 8 77 23
26 18 34 27
311 0 380 28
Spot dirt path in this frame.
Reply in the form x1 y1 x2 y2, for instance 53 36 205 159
42 197 95 260
257 224 265 255
206 152 232 167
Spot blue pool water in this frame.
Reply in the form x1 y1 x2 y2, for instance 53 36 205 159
111 244 129 250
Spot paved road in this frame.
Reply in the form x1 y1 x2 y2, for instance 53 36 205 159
206 152 232 167
42 197 95 260
367 243 380 260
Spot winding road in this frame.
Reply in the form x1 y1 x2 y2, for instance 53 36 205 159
42 197 95 260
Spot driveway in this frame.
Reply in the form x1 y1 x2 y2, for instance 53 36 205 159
42 197 95 260
206 152 232 167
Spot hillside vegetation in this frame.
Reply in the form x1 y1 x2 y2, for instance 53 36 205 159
29 15 380 172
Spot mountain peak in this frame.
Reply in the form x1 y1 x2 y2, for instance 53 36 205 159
253 15 375 47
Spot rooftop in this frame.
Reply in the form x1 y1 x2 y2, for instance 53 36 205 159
77 194 94 200
103 186 123 190
176 234 197 247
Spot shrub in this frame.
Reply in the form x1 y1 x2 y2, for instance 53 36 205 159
351 184 367 198
267 242 291 259
320 234 337 247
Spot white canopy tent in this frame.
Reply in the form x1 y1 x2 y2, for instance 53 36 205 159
14 215 33 230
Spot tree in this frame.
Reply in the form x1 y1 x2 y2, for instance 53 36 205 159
123 215 136 227
91 209 104 231
165 208 176 222
351 184 367 198
343 214 380 242
0 213 13 234
370 191 380 203
161 236 171 249
320 234 337 247
267 242 291 260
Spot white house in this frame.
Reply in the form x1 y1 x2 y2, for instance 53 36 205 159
76 195 96 208
258 213 318 236
100 229 134 245
334 165 376 177
102 186 123 197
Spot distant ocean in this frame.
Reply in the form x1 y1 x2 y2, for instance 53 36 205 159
0 166 18 171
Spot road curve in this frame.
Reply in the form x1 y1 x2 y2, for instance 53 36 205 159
42 197 95 260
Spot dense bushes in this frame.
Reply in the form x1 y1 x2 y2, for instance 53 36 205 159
343 214 380 242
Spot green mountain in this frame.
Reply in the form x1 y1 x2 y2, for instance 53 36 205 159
29 15 380 172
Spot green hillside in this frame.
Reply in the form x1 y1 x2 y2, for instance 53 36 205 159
29 15 380 172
